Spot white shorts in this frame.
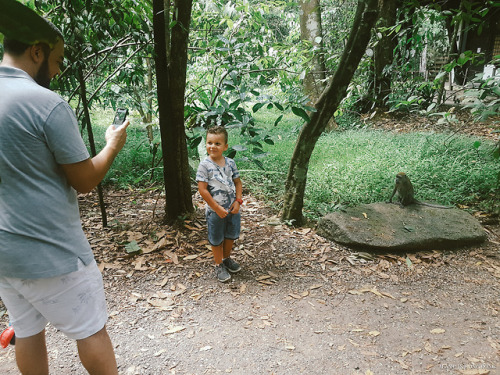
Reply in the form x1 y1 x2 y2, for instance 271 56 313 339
0 259 108 340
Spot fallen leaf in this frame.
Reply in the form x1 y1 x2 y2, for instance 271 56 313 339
183 254 200 261
256 275 272 281
125 240 141 254
430 328 446 334
164 326 185 335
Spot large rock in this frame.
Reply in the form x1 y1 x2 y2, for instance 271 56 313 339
316 202 486 251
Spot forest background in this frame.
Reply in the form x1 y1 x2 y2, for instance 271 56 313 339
1 0 499 227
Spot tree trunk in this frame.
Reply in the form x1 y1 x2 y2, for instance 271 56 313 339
77 65 108 227
281 0 378 226
153 0 194 223
299 0 327 103
372 0 399 108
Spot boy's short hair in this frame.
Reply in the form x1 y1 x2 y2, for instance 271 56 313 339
207 126 228 144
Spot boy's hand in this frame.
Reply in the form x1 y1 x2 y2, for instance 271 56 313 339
215 205 228 218
228 201 240 214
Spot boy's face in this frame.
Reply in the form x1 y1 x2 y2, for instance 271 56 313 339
206 133 228 160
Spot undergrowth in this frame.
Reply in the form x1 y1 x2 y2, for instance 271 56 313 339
84 108 500 220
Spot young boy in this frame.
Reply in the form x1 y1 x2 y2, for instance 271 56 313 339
196 126 243 282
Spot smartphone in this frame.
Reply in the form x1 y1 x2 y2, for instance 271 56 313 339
112 108 128 128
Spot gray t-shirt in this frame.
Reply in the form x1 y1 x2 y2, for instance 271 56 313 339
196 156 240 211
0 66 93 279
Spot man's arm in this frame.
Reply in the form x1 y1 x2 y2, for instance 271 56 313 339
61 122 128 193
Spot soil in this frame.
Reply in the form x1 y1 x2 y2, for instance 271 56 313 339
1 114 499 375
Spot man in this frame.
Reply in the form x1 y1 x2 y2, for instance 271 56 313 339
0 20 127 375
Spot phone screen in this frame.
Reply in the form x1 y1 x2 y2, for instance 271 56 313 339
112 108 128 126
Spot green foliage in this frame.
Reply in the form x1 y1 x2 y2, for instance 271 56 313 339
464 56 500 122
83 110 164 188
90 106 499 218
186 0 315 167
233 110 500 219
30 0 153 120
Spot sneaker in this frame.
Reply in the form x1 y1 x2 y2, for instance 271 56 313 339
223 257 241 273
215 264 231 282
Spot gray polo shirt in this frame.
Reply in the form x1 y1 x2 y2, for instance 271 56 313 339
0 66 94 279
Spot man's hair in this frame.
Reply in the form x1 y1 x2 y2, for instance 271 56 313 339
3 19 63 56
207 126 228 144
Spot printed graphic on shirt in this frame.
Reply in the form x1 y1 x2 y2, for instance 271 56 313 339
196 157 240 210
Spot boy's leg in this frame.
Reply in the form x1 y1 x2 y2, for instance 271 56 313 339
77 326 118 375
212 243 224 264
222 239 234 259
222 239 241 273
15 330 49 375
221 213 241 273
212 243 231 282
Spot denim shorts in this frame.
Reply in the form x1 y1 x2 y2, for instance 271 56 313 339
206 209 241 246
0 259 108 340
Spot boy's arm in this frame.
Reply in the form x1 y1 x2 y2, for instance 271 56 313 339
198 181 229 218
229 177 243 214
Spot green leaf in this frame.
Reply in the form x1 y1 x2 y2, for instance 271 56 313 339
405 256 413 269
274 114 283 126
125 241 141 254
291 107 310 123
232 145 247 152
264 136 274 145
274 102 284 111
252 103 265 113
473 141 481 149
303 105 317 112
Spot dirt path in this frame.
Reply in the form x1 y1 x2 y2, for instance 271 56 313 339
1 191 499 374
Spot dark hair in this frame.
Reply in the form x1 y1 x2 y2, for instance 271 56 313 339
207 126 228 144
3 19 63 56
3 38 31 56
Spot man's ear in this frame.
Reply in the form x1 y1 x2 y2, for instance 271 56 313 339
29 44 45 64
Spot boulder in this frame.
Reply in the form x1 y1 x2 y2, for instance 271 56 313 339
316 202 486 251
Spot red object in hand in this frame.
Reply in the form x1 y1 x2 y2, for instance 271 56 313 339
0 326 15 348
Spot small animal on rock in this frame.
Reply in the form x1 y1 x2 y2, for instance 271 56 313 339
388 172 452 208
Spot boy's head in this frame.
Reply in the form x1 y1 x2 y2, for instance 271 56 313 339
207 126 228 145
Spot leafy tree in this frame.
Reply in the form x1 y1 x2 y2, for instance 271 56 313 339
186 1 304 168
282 0 379 225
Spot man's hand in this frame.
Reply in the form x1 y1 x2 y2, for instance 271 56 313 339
61 120 129 193
105 120 129 151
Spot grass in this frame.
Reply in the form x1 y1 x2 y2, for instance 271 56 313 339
232 110 500 219
84 107 500 220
